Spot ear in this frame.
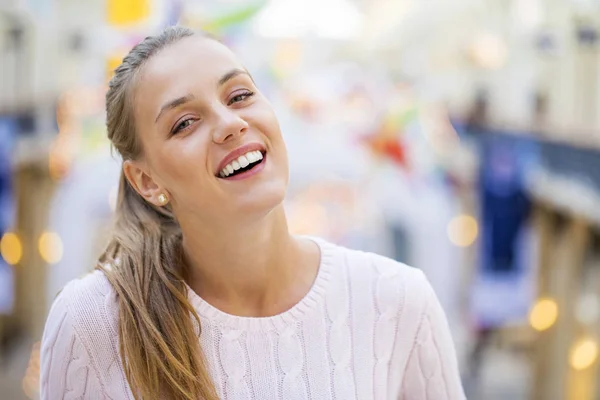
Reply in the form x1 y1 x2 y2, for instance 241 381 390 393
123 160 166 206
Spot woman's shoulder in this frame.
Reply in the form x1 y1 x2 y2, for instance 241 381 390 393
320 238 428 286
45 269 120 343
319 239 433 315
41 270 129 398
59 268 115 294
52 269 118 311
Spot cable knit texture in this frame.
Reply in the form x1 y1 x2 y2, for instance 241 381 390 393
41 238 465 399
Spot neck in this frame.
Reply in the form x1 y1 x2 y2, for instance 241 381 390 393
181 205 315 317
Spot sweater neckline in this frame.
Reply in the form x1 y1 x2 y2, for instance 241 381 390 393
186 236 335 332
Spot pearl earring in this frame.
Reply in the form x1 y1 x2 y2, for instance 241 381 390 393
157 193 168 205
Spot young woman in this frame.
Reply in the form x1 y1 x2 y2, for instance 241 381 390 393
40 27 465 400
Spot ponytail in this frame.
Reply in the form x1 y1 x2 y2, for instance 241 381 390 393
98 172 217 400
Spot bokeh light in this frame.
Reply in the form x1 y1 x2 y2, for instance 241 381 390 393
570 338 599 371
0 233 22 265
470 33 509 70
447 215 478 247
107 0 150 26
38 232 64 264
529 297 559 332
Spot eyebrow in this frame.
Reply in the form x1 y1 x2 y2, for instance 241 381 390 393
154 68 252 124
155 94 195 123
218 68 251 86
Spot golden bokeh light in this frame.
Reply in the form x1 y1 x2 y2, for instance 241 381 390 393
570 338 599 371
107 0 150 26
529 298 558 332
447 215 478 247
0 232 22 265
38 232 64 264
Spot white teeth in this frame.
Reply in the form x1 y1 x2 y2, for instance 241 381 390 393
219 150 265 177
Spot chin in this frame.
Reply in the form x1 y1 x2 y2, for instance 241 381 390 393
236 180 288 217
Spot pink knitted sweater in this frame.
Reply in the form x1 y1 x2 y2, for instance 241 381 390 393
41 238 465 399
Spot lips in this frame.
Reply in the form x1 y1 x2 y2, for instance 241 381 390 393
216 143 266 179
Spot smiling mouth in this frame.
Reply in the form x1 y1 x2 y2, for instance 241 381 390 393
218 150 266 179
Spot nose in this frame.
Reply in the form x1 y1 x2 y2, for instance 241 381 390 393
211 104 249 144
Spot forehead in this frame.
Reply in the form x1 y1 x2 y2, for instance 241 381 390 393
134 36 244 102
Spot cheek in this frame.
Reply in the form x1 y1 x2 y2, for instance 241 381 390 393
154 135 211 184
254 105 288 168
266 112 283 142
249 101 283 141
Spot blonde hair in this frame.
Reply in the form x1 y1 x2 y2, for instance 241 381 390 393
98 26 218 400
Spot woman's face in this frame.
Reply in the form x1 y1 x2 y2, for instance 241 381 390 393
125 36 289 224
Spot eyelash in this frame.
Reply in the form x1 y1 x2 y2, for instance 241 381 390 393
170 91 255 135
228 90 255 105
172 118 197 135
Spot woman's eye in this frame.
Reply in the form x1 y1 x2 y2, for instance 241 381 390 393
172 118 195 135
228 91 254 105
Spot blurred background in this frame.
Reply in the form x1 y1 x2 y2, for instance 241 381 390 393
2 0 600 398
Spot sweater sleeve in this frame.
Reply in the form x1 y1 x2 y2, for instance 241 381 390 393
40 287 106 399
400 277 465 400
